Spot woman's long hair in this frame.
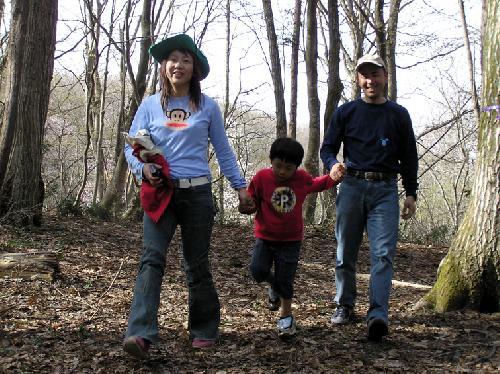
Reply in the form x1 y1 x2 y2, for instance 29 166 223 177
159 49 203 113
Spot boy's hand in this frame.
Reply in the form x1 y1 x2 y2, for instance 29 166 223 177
329 163 346 183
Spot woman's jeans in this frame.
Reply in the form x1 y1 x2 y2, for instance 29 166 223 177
334 176 399 322
125 184 219 342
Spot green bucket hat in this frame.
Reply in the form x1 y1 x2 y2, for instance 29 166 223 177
149 34 210 80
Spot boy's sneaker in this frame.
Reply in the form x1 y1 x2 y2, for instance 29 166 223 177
367 318 388 342
123 336 150 359
330 306 355 324
268 287 280 311
277 315 296 338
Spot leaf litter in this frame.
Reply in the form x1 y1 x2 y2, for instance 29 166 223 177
0 216 498 373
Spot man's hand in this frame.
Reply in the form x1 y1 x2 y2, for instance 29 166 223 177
401 196 416 220
329 163 346 183
142 163 163 188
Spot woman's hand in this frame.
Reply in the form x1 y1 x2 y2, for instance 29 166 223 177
142 163 163 188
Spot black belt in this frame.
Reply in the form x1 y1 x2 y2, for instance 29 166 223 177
346 170 397 181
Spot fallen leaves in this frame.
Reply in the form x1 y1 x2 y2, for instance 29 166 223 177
0 216 498 373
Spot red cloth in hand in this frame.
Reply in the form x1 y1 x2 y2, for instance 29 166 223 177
132 145 173 223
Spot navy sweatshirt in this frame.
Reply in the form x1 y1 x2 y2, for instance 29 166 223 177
320 98 418 198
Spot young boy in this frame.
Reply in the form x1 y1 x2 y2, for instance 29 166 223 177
239 137 345 338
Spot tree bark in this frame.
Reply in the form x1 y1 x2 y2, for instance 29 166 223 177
417 0 499 313
261 0 287 138
303 0 320 224
0 0 58 226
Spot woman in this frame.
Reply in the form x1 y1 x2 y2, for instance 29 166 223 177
123 34 251 358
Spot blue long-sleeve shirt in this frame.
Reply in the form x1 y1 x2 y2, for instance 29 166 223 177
125 93 246 190
320 98 418 198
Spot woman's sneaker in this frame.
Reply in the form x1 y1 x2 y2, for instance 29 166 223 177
123 336 150 359
277 315 296 338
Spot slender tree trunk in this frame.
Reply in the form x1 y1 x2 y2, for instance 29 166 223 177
217 0 231 224
261 0 287 138
458 0 481 123
303 0 320 224
0 0 57 225
288 0 302 139
322 0 342 222
417 0 499 313
374 0 401 101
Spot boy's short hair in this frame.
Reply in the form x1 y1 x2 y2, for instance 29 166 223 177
269 137 304 167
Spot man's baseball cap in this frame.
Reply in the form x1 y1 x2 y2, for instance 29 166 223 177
356 54 386 71
149 34 210 80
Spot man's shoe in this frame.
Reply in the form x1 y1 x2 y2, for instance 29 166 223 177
277 315 296 338
331 306 355 324
123 336 150 359
268 287 280 311
367 318 389 341
192 338 216 348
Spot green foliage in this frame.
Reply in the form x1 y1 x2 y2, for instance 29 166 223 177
85 203 111 221
56 198 83 217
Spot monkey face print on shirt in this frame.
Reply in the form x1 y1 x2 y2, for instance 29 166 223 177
271 186 296 213
165 108 191 130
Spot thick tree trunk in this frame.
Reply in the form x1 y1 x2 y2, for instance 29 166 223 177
303 0 320 224
261 0 287 138
417 0 499 313
0 0 57 226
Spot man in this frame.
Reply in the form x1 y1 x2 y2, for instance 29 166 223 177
320 54 418 341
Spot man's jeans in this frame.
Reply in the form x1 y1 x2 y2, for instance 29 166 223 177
334 176 399 322
125 184 219 342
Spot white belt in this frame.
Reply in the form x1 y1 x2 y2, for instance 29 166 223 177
172 176 210 188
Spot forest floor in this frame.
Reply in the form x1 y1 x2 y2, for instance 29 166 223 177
0 215 498 373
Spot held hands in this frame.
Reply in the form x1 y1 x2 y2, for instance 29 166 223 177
143 163 163 188
237 188 256 214
329 163 346 183
401 196 416 220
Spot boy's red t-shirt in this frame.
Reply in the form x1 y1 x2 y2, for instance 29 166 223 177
247 168 336 241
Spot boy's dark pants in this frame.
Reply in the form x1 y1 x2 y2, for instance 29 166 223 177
250 238 301 299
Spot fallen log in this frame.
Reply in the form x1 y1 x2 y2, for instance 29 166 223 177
0 252 60 281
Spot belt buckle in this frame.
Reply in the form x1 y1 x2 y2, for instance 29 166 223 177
178 179 191 188
365 172 376 180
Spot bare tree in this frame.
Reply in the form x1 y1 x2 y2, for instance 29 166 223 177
457 0 481 123
0 0 58 225
101 0 153 210
303 0 320 223
261 0 287 137
288 0 302 139
417 0 499 313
